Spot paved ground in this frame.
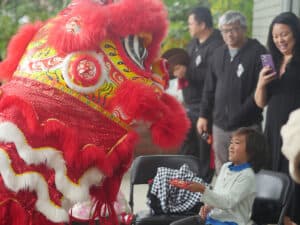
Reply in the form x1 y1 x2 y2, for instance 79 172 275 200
120 168 149 213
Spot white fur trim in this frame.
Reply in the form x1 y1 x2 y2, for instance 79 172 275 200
0 122 104 222
0 149 68 222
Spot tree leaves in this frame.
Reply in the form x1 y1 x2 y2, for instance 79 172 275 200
0 0 253 59
162 0 253 52
209 0 253 35
0 0 71 58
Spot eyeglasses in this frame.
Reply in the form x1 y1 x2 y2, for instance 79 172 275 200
221 27 242 34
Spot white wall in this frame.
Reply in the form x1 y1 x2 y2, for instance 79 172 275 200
252 0 282 46
291 0 300 15
252 0 300 46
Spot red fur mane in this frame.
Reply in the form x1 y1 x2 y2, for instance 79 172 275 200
47 0 168 64
0 22 43 81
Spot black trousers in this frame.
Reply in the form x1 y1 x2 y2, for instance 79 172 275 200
179 106 213 183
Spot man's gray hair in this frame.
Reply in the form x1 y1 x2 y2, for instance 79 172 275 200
218 11 247 29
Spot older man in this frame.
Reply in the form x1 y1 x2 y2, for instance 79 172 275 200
197 11 266 174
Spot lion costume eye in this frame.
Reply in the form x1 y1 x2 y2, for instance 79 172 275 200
123 35 148 69
93 0 120 4
93 0 109 5
62 51 108 94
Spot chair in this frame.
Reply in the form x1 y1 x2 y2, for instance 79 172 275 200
251 169 293 225
129 154 202 225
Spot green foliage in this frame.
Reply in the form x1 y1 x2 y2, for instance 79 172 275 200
162 0 254 52
0 0 71 59
209 0 253 36
0 14 17 60
162 0 210 51
0 0 253 59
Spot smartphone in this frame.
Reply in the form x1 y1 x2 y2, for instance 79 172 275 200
260 54 276 74
200 132 212 144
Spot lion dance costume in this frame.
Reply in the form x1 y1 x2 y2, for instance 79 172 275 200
0 0 190 224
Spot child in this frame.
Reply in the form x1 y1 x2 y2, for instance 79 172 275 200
161 48 189 103
170 127 267 225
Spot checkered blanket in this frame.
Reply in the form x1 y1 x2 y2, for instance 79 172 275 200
150 164 206 213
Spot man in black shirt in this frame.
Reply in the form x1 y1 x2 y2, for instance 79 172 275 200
197 11 266 174
180 7 223 182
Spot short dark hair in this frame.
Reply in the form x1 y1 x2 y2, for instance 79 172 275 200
161 48 189 79
232 127 268 173
189 7 213 28
267 12 300 68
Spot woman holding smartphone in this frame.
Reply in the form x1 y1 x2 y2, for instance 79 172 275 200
254 12 300 225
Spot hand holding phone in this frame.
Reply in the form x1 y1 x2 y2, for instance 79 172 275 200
260 54 276 74
200 132 212 144
169 178 191 189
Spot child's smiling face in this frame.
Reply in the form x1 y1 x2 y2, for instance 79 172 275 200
229 134 249 165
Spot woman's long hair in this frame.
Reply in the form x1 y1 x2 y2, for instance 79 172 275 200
267 12 300 68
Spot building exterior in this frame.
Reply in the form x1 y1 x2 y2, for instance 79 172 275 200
252 0 300 45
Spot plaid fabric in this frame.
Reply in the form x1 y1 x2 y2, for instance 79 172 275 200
150 164 206 213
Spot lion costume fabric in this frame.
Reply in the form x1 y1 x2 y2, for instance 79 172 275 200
0 0 190 225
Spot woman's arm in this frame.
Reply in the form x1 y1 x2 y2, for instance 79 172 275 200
254 66 277 108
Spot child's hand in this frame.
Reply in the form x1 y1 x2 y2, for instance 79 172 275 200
185 181 206 193
199 205 212 220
